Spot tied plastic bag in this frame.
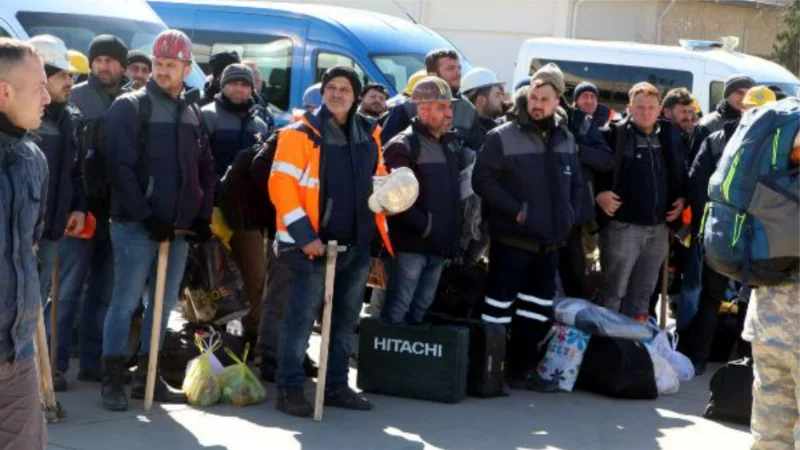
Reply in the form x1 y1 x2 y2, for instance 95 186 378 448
536 324 591 392
646 318 695 382
646 344 680 395
182 335 223 407
554 298 654 341
219 344 266 407
183 237 249 325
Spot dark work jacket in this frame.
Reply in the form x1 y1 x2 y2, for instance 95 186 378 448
105 79 214 229
596 117 687 227
380 93 485 151
473 103 582 247
689 101 741 165
0 121 48 363
688 119 738 236
37 102 87 241
384 119 462 257
319 114 358 244
220 131 277 234
201 94 270 178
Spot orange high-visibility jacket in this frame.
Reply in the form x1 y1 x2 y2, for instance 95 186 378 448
268 110 393 255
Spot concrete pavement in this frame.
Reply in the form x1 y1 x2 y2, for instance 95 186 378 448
47 335 753 450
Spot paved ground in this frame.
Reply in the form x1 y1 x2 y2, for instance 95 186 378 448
47 334 752 450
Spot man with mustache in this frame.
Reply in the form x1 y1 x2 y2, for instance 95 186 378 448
54 34 130 389
661 88 696 154
0 37 52 450
473 63 583 392
28 35 88 393
358 82 389 122
125 50 151 91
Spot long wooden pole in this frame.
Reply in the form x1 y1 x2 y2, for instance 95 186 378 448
314 241 339 422
144 241 170 411
50 252 60 369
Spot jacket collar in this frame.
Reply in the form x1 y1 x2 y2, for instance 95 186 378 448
146 78 201 106
410 117 457 143
87 73 129 99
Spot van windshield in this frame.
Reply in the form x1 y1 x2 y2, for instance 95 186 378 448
764 82 800 97
16 11 206 89
372 54 426 93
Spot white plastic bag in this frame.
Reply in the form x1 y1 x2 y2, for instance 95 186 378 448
536 324 591 392
646 344 680 395
647 319 695 382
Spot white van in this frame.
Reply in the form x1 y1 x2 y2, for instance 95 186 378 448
0 0 205 88
513 37 799 115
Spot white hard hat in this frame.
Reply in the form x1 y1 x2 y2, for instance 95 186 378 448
27 35 77 73
369 167 419 215
461 67 504 94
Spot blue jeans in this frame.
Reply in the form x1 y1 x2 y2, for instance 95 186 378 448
41 233 113 373
381 252 446 325
277 246 370 394
102 221 188 358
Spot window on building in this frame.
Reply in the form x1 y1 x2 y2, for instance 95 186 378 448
529 59 694 113
192 29 293 111
315 52 369 87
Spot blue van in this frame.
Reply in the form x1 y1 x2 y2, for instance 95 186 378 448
149 0 470 124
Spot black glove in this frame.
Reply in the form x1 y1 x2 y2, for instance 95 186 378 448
142 215 174 242
187 218 212 243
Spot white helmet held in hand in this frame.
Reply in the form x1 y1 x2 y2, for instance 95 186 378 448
28 35 77 73
369 167 419 215
461 67 504 94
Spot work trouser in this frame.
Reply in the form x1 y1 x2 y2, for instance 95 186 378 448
381 252 446 325
229 230 266 338
558 226 589 299
481 240 558 375
259 240 293 361
678 265 729 365
744 282 800 450
596 221 668 320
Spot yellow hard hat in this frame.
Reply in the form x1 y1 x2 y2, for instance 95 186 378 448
67 50 89 75
691 98 701 115
743 85 777 108
403 70 428 96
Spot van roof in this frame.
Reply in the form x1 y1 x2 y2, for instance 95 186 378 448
520 37 797 83
151 0 453 55
0 0 163 26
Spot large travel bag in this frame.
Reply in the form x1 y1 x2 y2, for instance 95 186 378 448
357 318 469 403
575 335 658 400
704 357 754 425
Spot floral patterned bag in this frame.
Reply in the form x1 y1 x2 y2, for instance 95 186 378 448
536 324 591 392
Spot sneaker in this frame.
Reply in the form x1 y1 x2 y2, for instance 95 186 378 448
53 371 67 392
507 370 560 393
276 391 313 417
260 357 278 383
324 388 373 411
77 367 103 383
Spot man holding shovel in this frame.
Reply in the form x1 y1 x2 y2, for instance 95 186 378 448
269 66 393 417
101 29 214 412
0 37 52 450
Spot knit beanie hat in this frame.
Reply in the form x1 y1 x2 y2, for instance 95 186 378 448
221 63 255 89
320 66 362 99
127 50 152 70
209 51 240 79
530 63 565 96
723 75 756 100
574 81 599 100
88 35 128 67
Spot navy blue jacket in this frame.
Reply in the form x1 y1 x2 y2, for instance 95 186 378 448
384 119 462 257
473 106 582 247
105 79 215 229
688 120 737 236
201 94 270 178
0 122 48 363
566 107 614 226
380 94 485 151
595 117 687 227
37 102 86 241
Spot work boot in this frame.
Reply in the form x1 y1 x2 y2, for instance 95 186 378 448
131 354 187 404
77 367 103 383
276 391 313 417
260 356 278 383
101 356 129 412
324 387 373 411
53 371 68 392
508 370 560 393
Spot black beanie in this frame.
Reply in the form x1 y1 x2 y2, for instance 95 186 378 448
88 34 128 67
209 51 240 78
127 50 152 70
723 75 756 100
320 66 362 99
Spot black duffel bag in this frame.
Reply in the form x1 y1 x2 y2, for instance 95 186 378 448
159 324 247 387
576 335 658 400
704 358 754 425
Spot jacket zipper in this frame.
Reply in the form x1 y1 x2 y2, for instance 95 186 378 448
647 137 659 223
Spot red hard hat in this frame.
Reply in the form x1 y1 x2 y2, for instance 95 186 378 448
152 29 192 61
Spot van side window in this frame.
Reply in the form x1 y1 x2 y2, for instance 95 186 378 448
709 81 725 111
0 28 9 38
316 52 368 86
530 59 693 114
191 29 293 112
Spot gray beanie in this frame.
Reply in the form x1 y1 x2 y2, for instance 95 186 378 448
723 75 756 100
531 63 566 96
221 63 254 89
